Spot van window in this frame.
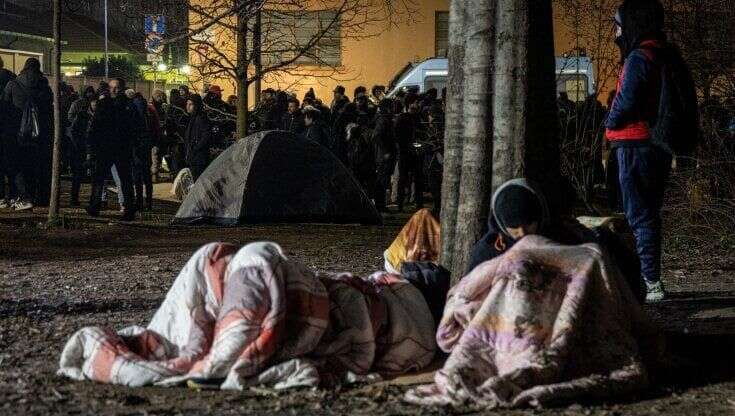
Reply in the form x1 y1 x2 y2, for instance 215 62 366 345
424 76 447 93
557 74 589 102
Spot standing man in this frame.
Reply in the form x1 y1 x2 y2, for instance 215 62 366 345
606 0 698 302
394 93 423 212
184 94 212 181
2 58 53 211
0 56 17 208
281 98 305 136
372 99 396 212
86 78 139 221
67 86 97 206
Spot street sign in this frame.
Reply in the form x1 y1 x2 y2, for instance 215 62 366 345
145 15 166 35
145 33 164 54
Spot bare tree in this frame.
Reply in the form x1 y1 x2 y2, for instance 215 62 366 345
663 0 735 99
49 0 63 223
441 0 561 282
186 0 418 136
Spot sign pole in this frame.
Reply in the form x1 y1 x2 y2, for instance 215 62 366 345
104 0 109 79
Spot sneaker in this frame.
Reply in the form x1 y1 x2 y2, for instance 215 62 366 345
13 200 34 211
645 281 666 303
0 199 9 209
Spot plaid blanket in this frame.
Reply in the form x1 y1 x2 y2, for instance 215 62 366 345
405 235 662 408
58 242 435 389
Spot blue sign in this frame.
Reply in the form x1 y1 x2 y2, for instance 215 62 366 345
145 15 166 35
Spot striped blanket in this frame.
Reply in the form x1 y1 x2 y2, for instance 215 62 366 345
58 242 435 389
405 235 662 409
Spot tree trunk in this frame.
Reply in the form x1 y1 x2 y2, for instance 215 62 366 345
441 0 561 282
236 3 249 138
493 0 561 211
439 0 467 274
48 0 62 223
449 0 497 281
253 9 262 106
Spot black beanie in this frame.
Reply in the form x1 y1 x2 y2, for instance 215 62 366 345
494 184 543 229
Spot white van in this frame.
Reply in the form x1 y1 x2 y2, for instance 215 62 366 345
387 56 596 102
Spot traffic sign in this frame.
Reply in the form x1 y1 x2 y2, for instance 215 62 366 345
145 15 166 35
145 33 164 54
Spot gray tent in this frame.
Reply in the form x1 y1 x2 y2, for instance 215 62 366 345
172 131 382 225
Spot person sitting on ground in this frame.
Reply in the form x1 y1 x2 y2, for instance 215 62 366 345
386 178 646 302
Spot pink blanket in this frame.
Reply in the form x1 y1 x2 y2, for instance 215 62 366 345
405 235 662 408
58 242 435 389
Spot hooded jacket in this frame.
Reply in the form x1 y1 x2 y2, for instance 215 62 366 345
605 0 667 145
466 179 596 274
2 65 53 142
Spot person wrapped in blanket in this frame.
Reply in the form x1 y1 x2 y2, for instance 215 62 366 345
387 178 646 312
58 242 436 390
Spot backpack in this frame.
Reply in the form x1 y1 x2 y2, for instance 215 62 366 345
645 45 701 157
17 83 41 144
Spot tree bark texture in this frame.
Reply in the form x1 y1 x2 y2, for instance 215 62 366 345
48 0 63 223
439 0 467 274
236 3 249 139
449 0 497 281
441 0 561 283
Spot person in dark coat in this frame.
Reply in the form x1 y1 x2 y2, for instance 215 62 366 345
372 99 396 212
605 0 688 302
281 97 305 136
302 107 331 149
0 56 17 208
2 58 53 211
86 77 139 221
330 102 357 163
394 92 423 212
184 94 211 181
132 93 154 211
67 86 97 205
330 85 350 121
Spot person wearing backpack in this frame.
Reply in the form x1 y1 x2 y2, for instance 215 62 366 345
0 56 17 209
606 0 699 302
2 58 53 211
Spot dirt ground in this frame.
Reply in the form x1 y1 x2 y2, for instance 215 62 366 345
2 192 735 415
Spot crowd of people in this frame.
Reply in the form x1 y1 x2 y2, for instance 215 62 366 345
249 84 446 213
0 66 446 219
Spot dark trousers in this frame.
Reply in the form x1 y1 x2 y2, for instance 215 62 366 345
133 144 153 210
89 154 134 214
69 143 86 205
374 153 396 211
397 151 424 209
13 144 38 203
616 146 672 284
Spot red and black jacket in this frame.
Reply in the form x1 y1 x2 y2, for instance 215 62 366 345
605 40 663 146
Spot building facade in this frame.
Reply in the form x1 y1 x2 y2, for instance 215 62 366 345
189 1 619 106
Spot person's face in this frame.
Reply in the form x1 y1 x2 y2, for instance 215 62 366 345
506 222 539 240
334 91 343 100
179 88 188 97
186 100 195 115
304 116 313 127
109 80 121 98
408 102 420 114
90 100 98 112
288 102 299 114
615 24 622 39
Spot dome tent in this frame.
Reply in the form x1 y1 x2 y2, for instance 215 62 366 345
172 130 382 225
